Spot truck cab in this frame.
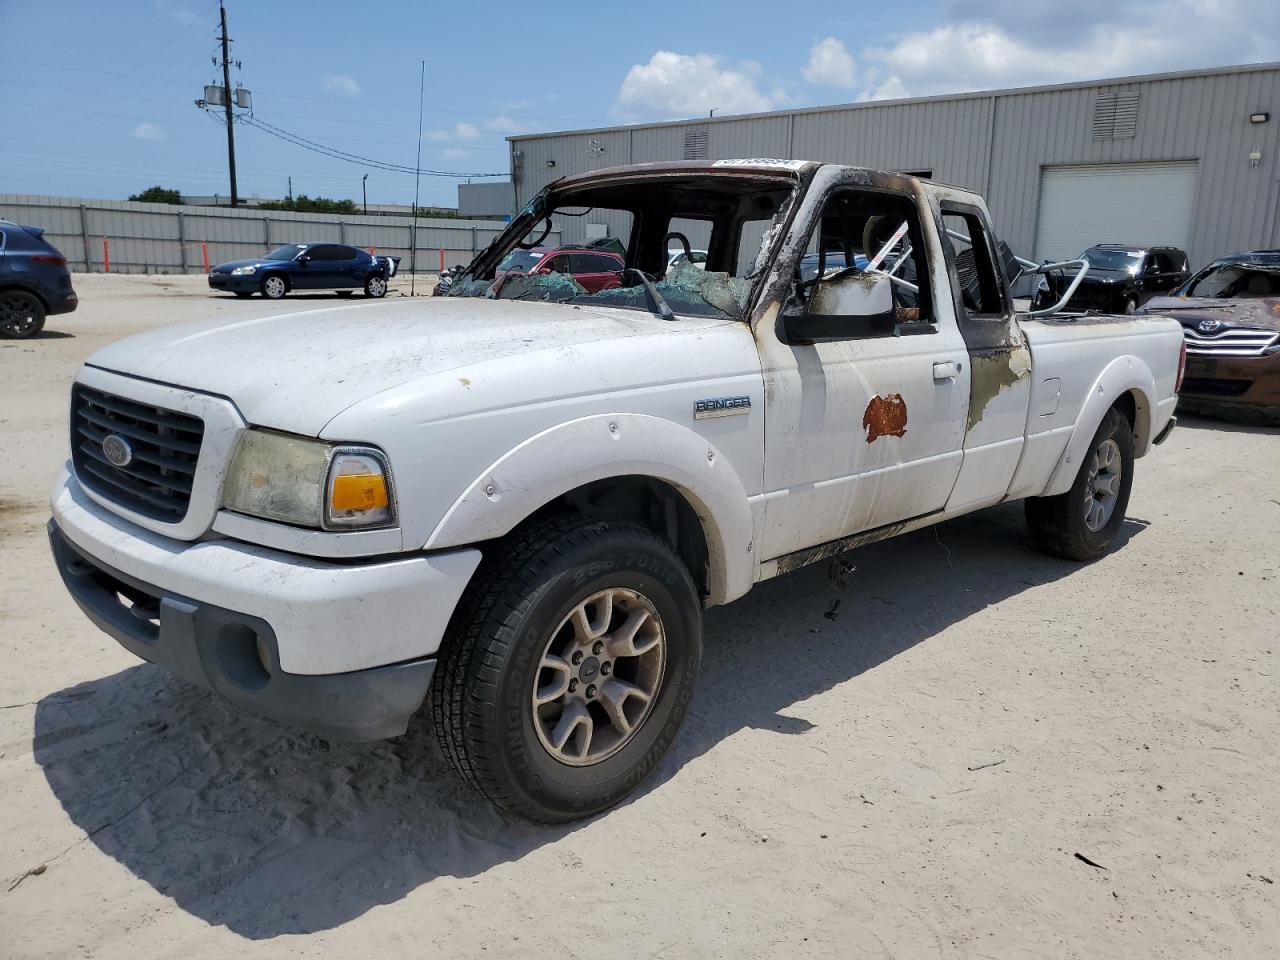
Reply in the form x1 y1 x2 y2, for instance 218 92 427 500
50 160 1184 822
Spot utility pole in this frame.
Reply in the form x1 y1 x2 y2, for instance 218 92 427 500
219 1 238 206
362 174 368 214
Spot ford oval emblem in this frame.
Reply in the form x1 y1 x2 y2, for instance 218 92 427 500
1197 318 1222 333
102 434 133 467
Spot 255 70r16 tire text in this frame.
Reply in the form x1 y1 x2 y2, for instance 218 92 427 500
1025 406 1134 561
431 519 702 823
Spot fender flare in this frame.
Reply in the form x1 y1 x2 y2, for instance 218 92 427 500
1042 354 1156 497
423 413 757 606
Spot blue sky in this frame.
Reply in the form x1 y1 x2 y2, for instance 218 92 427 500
3 0 1277 208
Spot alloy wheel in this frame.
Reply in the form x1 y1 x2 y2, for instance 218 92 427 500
531 587 666 766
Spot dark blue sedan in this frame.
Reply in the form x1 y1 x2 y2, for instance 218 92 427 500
208 243 400 300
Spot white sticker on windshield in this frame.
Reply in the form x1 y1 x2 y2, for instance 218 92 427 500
712 158 807 171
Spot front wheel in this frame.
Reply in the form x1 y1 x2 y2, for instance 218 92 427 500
364 274 388 298
260 274 287 300
1122 297 1138 315
432 519 702 822
1025 406 1134 560
0 290 46 339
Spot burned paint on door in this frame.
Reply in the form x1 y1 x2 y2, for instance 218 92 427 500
863 393 908 441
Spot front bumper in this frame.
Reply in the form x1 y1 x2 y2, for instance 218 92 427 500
50 467 481 741
1181 351 1280 409
207 273 258 293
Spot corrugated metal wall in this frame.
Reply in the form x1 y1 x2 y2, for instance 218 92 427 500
511 64 1280 269
457 181 516 219
0 195 556 274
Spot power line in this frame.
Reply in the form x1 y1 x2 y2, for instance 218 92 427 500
240 115 506 178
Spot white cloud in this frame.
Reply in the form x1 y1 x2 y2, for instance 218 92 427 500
615 51 787 120
861 2 1280 100
424 121 480 142
803 37 857 87
133 122 164 141
322 74 360 97
484 114 532 134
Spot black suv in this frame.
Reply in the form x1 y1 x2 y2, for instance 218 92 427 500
0 219 78 338
1035 244 1190 314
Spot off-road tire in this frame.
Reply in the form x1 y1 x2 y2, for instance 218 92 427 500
260 274 288 300
1025 406 1134 560
0 290 46 339
431 518 702 823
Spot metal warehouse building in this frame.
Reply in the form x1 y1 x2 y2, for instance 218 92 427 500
508 62 1280 271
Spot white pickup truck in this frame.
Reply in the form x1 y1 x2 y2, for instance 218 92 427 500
50 160 1183 822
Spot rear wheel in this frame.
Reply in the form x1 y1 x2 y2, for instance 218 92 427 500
261 274 287 300
432 519 702 822
1026 406 1134 560
364 274 388 298
0 290 46 339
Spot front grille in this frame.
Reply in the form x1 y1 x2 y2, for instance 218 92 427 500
1181 377 1251 398
71 385 203 522
1182 327 1278 358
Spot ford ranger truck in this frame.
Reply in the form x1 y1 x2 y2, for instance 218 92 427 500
49 161 1184 822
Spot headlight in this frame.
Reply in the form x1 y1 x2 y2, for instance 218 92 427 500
231 265 257 276
222 429 396 530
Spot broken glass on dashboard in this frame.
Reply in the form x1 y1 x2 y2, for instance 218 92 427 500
446 172 798 321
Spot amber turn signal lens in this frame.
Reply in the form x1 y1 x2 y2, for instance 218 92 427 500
330 472 389 511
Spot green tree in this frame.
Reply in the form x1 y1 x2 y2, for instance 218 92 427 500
258 194 358 214
129 186 183 204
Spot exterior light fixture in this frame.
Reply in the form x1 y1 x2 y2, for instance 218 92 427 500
1249 112 1270 124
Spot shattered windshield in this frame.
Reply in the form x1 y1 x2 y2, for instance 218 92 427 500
1183 264 1280 299
447 173 797 321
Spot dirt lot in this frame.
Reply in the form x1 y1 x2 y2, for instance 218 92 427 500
1 274 1277 959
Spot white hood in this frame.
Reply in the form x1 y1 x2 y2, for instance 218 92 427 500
86 297 733 435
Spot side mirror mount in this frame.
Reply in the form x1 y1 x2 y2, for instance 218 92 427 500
297 255 310 266
783 271 896 343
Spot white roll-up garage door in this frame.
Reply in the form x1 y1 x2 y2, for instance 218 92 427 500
1033 161 1198 262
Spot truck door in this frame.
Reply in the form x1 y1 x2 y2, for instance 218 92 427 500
936 200 1033 513
755 176 970 562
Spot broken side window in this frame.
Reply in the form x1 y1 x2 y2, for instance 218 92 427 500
941 208 1008 319
783 186 935 340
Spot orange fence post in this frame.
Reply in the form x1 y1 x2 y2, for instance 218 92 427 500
201 241 209 274
102 237 110 273
439 247 445 271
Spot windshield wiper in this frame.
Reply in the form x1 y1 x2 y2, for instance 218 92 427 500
625 268 676 321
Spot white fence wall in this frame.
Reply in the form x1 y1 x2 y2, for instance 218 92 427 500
0 195 553 275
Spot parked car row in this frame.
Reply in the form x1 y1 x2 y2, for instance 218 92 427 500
1031 242 1279 419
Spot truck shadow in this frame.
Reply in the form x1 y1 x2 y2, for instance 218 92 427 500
31 502 1146 939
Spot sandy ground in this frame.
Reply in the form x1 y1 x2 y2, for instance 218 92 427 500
1 273 1278 959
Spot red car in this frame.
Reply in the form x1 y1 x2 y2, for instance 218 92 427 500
499 246 625 293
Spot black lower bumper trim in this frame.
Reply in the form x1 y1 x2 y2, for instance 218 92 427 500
1153 415 1177 445
48 520 433 742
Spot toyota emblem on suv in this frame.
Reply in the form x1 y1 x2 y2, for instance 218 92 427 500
102 434 133 467
1197 318 1222 333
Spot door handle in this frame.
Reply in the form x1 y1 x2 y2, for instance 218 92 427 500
933 360 962 381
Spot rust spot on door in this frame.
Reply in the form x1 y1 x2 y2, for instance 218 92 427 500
863 393 908 441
